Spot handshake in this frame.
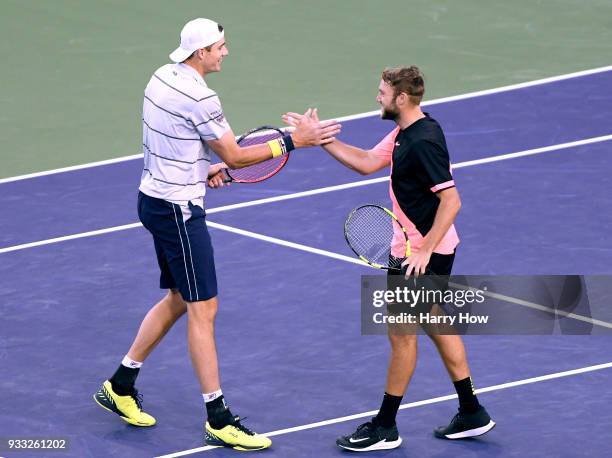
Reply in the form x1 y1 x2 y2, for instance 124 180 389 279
280 108 341 148
207 108 341 188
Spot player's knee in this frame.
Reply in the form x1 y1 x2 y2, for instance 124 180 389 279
168 288 185 304
387 332 417 349
186 296 218 323
166 289 188 315
427 332 463 349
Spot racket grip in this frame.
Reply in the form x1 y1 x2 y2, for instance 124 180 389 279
221 168 233 183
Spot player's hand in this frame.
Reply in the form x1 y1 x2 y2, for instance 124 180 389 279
401 250 432 278
207 171 228 188
282 108 341 147
282 107 326 128
281 113 300 128
207 162 230 189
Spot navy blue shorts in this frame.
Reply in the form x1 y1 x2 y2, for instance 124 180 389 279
138 191 217 302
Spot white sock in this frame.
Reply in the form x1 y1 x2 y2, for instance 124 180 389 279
203 389 223 404
121 355 143 369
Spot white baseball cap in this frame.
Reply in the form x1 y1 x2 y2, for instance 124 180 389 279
169 18 224 63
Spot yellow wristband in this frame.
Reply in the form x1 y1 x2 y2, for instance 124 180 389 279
267 139 283 158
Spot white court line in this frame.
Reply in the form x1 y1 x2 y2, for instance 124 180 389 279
207 222 612 330
206 221 364 266
155 361 612 458
0 223 143 254
448 282 612 330
0 154 144 185
454 134 612 168
1 133 611 255
477 288 612 330
1 64 611 184
207 176 390 215
205 134 612 214
337 64 612 123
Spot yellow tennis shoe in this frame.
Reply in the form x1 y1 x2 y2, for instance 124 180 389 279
93 380 156 427
205 416 271 451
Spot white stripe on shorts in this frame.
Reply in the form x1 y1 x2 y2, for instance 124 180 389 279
182 218 199 301
172 204 193 301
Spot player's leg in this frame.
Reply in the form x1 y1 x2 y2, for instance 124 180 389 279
382 332 417 423
163 202 269 450
427 332 495 439
186 296 220 394
126 289 187 362
94 290 186 426
93 195 187 427
181 295 270 451
428 332 469 380
425 252 495 439
336 330 413 452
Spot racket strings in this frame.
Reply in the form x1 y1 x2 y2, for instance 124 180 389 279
228 129 287 182
346 206 398 267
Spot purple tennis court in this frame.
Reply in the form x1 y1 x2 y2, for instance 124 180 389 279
1 69 611 458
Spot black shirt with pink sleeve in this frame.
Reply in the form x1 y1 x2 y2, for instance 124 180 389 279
391 114 455 236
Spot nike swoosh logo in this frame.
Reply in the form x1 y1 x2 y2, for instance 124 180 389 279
349 437 370 443
395 142 400 146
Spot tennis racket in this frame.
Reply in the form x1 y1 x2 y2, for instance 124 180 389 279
222 126 289 183
344 204 411 270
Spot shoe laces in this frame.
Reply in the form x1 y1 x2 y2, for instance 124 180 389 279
450 409 467 426
230 416 255 436
130 389 144 410
355 421 375 435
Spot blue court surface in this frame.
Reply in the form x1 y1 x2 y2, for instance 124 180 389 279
1 69 612 458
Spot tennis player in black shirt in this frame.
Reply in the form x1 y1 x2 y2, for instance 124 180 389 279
285 66 495 451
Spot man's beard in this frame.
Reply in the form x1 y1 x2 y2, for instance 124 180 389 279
381 105 399 121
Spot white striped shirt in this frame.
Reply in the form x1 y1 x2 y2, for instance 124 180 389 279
139 63 230 207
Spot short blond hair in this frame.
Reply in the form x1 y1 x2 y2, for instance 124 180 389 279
381 66 425 105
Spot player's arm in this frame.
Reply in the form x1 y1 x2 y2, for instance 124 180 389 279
403 187 461 277
420 187 461 254
403 140 460 277
205 130 272 169
207 110 341 170
319 140 389 175
283 110 388 175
